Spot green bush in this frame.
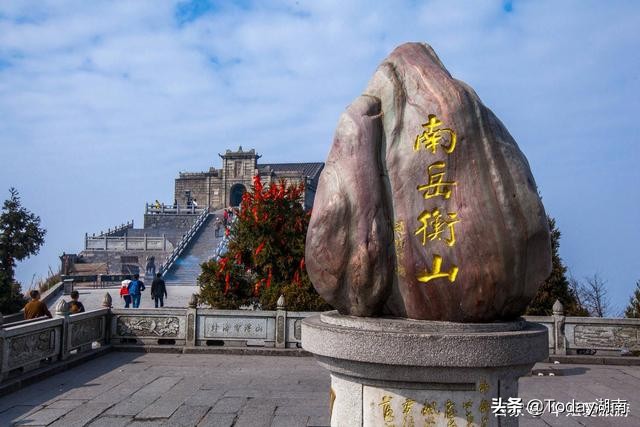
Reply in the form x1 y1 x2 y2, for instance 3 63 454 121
198 176 330 312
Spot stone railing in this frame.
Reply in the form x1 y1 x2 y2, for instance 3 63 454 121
2 296 637 383
524 300 640 356
145 203 206 215
91 220 134 237
0 301 109 381
84 234 169 251
110 296 309 349
159 208 210 276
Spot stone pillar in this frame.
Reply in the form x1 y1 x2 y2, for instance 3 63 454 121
186 294 198 347
303 312 548 427
275 295 286 348
103 293 112 344
56 300 70 361
63 278 74 295
552 299 566 356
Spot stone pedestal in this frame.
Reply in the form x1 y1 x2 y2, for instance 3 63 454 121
302 311 548 427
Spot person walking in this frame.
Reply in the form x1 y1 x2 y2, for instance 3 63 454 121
214 217 222 238
120 279 132 308
151 273 168 308
127 274 145 308
24 290 52 319
69 290 85 314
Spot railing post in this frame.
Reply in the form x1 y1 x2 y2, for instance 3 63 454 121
187 294 198 347
63 278 74 295
275 295 287 348
85 233 88 250
56 300 70 361
144 233 148 251
552 299 566 356
124 233 128 250
103 293 113 345
163 234 167 251
104 235 108 250
0 313 9 381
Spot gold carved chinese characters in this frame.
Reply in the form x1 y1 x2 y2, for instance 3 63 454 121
413 114 460 284
378 396 487 427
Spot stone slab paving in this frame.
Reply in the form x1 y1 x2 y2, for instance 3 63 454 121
0 352 639 426
50 286 199 311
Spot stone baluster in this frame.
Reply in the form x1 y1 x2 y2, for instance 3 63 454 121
553 299 567 355
102 292 113 345
56 300 70 361
186 294 198 347
103 292 113 308
275 295 286 348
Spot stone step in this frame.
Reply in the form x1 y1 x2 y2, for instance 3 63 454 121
164 214 222 285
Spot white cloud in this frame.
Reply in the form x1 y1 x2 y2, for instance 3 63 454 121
1 0 638 311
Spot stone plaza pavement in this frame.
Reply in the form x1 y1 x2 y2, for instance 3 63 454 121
1 352 639 426
50 286 200 311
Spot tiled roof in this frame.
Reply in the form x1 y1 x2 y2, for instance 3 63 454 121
259 162 324 179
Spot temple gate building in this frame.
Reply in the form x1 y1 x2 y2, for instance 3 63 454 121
174 146 324 210
62 147 324 285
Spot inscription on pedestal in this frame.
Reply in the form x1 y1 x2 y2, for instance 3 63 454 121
203 317 267 339
364 386 491 427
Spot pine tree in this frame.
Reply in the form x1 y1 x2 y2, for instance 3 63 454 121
624 281 640 318
525 217 587 316
0 188 46 313
198 176 330 311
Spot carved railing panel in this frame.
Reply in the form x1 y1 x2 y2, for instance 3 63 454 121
6 327 60 369
70 316 105 348
115 316 181 338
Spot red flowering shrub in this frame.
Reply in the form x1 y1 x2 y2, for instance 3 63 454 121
198 175 330 311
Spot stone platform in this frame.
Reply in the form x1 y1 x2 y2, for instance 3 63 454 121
0 353 639 426
303 312 548 426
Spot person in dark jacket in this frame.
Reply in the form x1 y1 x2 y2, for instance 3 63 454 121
69 290 85 314
151 273 167 308
127 274 145 308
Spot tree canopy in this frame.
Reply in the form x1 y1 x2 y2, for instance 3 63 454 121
198 176 330 311
624 281 640 318
0 188 46 313
526 217 587 316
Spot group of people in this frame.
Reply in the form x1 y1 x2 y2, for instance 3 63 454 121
23 289 85 320
119 273 168 308
21 273 169 321
214 207 238 238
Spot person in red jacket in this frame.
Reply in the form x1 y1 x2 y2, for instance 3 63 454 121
120 279 131 308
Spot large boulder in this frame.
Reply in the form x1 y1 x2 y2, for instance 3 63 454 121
306 42 551 322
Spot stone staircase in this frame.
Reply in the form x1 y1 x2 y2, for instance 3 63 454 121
163 214 220 285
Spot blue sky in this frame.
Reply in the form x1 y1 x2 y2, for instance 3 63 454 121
1 0 638 314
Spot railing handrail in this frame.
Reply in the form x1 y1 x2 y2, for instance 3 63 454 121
86 235 166 242
88 220 134 238
160 208 210 276
84 234 168 251
145 202 206 216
